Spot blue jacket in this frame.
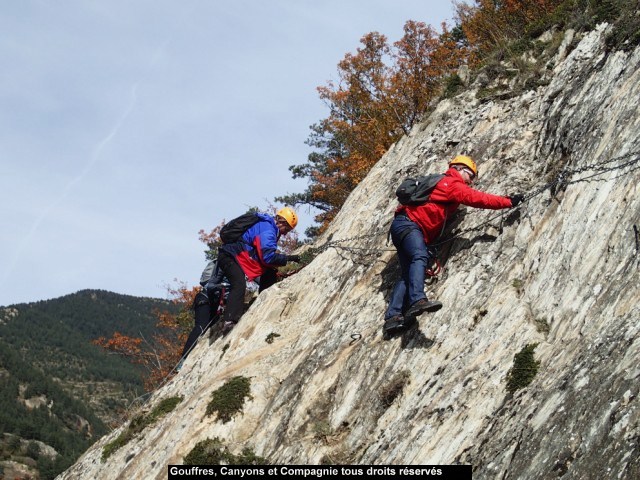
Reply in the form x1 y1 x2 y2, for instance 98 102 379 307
220 213 288 281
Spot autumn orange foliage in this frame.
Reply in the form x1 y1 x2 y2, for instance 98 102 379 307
278 21 466 234
93 283 197 391
454 0 564 62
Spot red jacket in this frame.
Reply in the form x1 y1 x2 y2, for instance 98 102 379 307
398 167 513 243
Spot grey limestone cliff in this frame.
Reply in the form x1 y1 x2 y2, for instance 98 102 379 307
59 24 639 480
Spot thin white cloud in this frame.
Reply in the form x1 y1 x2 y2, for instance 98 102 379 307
1 81 140 286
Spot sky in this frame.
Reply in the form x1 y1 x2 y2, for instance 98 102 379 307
0 1 455 306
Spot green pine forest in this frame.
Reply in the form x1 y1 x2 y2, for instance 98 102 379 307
0 290 178 479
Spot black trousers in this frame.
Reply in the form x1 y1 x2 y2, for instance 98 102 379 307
218 251 278 324
217 251 246 324
258 268 278 292
180 291 213 359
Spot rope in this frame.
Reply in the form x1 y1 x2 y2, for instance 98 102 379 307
313 150 640 254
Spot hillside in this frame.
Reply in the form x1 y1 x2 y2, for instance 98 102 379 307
61 21 639 480
0 289 177 479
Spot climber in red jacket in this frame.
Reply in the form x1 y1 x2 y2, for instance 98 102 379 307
384 155 524 336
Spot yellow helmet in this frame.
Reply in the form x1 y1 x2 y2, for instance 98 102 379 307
276 207 298 229
449 155 478 176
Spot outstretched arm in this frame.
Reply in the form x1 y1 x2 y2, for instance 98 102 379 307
449 181 512 209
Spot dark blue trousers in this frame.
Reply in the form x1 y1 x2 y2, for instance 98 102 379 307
384 215 431 320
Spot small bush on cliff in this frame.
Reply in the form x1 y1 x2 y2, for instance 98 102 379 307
102 396 183 461
320 448 356 465
205 376 252 423
184 437 267 465
534 317 551 334
506 343 540 393
443 74 465 98
379 370 411 410
602 0 640 51
312 421 333 441
146 396 183 424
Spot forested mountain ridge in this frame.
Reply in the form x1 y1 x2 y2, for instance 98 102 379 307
0 289 177 479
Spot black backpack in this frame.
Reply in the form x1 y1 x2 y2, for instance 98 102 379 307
219 212 261 244
395 174 444 205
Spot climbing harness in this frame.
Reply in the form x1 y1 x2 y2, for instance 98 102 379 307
426 259 443 277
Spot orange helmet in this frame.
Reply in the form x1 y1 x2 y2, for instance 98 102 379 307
276 207 298 229
449 155 478 176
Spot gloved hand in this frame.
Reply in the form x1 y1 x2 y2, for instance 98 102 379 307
287 255 301 263
509 194 525 207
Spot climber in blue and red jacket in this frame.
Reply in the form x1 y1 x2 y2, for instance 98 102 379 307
218 207 300 333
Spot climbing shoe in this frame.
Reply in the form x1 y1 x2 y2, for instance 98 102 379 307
405 299 443 318
221 321 237 335
383 315 406 334
383 315 418 340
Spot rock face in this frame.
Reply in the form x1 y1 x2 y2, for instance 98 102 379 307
59 25 639 479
